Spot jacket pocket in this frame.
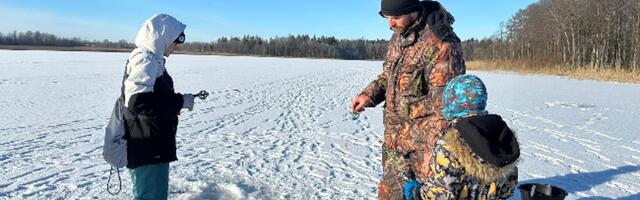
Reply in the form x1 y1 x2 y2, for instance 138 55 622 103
125 114 161 139
397 65 433 120
398 61 430 94
400 95 433 120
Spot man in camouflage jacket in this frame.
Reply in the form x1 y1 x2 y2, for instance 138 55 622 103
351 0 465 199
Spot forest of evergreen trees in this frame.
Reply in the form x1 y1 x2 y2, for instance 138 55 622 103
463 0 640 72
0 31 388 60
0 30 133 49
180 35 388 60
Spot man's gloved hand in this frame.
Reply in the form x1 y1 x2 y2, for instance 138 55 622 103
404 179 420 200
182 94 195 111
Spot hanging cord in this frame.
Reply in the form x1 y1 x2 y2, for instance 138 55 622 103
107 166 122 195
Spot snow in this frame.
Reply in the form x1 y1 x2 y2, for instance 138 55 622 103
0 49 638 199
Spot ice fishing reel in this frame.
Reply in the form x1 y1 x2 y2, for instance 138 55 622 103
194 90 209 100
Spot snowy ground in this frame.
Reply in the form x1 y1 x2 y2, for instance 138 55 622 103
0 49 638 199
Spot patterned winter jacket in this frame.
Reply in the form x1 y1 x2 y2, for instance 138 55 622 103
420 115 520 200
359 1 466 180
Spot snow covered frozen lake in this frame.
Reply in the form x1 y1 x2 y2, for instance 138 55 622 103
0 49 638 199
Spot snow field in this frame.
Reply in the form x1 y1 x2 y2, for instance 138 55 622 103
0 50 638 199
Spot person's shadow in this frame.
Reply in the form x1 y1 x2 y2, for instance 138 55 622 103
515 165 640 199
575 194 640 200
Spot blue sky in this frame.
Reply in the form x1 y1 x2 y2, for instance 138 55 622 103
0 0 537 42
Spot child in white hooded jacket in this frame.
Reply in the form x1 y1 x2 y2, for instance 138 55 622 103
122 13 195 200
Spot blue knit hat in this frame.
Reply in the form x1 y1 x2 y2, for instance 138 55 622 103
442 74 488 121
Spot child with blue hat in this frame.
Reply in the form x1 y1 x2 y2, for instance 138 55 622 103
404 74 520 199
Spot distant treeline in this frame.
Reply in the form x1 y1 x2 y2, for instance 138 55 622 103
0 31 388 60
0 30 134 49
180 35 388 60
463 0 640 72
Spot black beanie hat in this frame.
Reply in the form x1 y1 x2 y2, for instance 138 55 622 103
174 32 186 44
379 0 422 17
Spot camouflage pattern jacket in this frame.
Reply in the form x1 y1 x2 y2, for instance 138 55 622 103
359 1 466 183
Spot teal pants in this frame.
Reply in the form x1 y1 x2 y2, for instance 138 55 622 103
129 163 169 200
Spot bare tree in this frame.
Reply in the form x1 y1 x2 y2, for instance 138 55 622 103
463 0 639 73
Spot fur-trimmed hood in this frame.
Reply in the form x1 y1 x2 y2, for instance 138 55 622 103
443 114 520 182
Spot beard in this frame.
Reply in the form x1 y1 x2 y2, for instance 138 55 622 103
390 26 408 35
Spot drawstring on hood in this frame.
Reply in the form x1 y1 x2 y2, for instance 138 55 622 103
134 14 186 58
